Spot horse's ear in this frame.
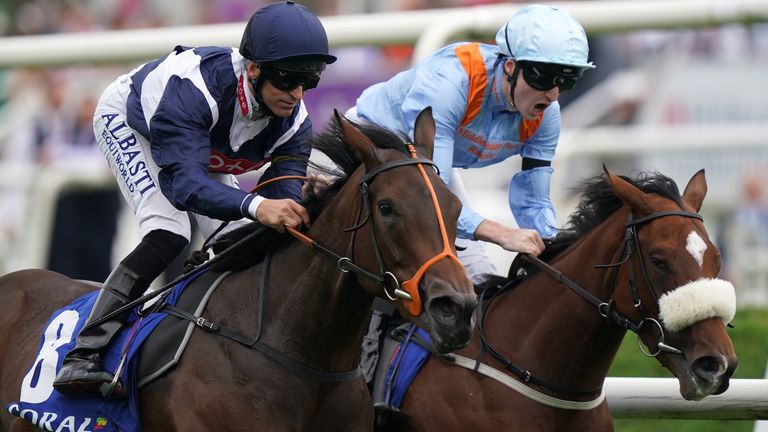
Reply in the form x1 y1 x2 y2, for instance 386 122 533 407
333 109 380 169
682 169 707 212
603 165 654 216
413 107 435 159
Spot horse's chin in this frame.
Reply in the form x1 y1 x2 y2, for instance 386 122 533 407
680 380 707 401
413 313 473 355
430 332 471 355
664 354 728 401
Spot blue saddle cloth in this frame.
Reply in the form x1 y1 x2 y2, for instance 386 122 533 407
384 325 432 409
5 272 203 432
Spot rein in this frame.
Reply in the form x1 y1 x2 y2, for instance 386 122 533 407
89 144 462 383
163 256 362 383
449 208 703 408
526 209 702 357
287 143 463 316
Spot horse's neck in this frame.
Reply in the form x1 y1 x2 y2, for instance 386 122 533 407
266 247 373 365
261 180 375 371
484 209 631 392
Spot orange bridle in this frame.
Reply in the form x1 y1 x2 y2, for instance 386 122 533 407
398 145 464 315
286 144 463 315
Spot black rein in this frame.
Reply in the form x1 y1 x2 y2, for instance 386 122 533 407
473 209 703 398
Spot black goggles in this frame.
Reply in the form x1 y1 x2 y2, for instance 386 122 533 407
260 66 320 92
519 61 583 92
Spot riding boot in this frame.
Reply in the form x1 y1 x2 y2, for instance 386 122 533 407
53 264 149 397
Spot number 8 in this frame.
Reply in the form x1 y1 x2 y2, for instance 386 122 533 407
20 310 80 403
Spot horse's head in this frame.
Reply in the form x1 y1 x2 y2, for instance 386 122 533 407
605 167 738 400
328 108 476 353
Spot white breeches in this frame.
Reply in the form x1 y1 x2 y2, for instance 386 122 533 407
94 80 250 242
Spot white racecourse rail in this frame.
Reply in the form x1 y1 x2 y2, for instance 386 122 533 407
0 0 767 67
1 0 767 421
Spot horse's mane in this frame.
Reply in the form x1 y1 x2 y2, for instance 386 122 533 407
541 171 684 262
208 120 410 272
312 119 412 177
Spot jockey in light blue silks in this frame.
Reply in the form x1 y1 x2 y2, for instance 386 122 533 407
348 4 596 282
348 5 597 388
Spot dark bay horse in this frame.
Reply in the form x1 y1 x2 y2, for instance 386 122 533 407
392 168 738 432
0 109 476 432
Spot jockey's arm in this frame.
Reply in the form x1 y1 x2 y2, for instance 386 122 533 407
508 103 561 239
149 81 311 228
250 124 313 232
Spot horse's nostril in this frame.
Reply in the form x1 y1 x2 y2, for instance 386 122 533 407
692 356 727 382
429 296 461 319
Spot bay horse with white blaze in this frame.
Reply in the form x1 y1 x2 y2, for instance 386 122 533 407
391 168 737 432
0 109 476 431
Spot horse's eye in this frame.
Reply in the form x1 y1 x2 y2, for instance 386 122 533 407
650 255 668 270
378 202 393 216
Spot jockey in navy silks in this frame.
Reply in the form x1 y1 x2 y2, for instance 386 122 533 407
54 0 336 397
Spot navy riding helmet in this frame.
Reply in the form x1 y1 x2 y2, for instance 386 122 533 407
239 1 337 73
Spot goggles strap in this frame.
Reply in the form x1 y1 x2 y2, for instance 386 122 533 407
248 73 274 118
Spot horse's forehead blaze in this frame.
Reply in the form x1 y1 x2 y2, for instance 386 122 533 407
685 231 707 269
644 212 712 270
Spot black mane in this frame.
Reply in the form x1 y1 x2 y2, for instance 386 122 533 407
540 171 684 261
312 118 411 177
209 120 410 272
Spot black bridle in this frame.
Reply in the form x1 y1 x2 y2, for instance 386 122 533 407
92 148 453 384
201 152 445 382
530 209 702 343
329 156 441 300
475 209 703 397
286 145 463 316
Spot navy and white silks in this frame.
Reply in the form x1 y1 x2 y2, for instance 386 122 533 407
95 46 311 241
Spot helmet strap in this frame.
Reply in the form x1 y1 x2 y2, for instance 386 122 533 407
504 60 521 110
248 74 275 118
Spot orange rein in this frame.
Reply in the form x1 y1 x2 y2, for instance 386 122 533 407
250 175 309 193
249 175 314 250
260 146 463 316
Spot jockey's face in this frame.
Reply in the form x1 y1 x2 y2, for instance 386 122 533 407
502 59 560 120
246 62 304 118
260 79 303 118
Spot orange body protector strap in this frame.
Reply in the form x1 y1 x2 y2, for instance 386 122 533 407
454 42 543 140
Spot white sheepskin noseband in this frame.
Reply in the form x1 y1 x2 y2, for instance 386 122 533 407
658 278 736 332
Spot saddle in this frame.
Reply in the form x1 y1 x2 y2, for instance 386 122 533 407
8 269 230 432
136 270 229 386
366 274 525 431
370 322 435 431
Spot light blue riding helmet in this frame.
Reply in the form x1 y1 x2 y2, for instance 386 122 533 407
495 4 595 69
